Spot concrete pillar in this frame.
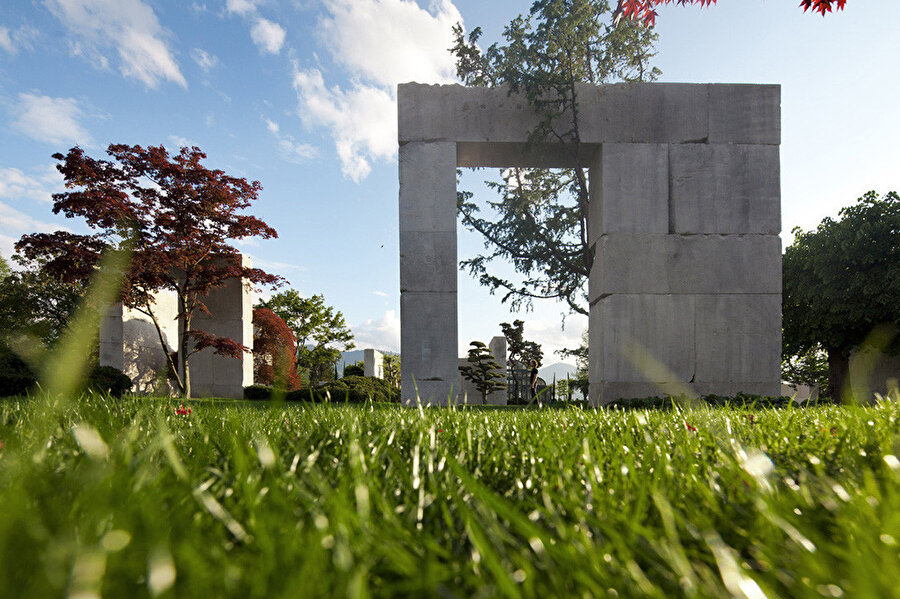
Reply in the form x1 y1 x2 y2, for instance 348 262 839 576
399 141 458 405
364 349 384 378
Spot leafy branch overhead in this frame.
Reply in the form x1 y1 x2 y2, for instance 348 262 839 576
613 0 846 27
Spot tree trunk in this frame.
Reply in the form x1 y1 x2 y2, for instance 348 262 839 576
179 293 191 399
826 348 849 404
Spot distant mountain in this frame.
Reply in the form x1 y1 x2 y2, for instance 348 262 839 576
538 362 577 382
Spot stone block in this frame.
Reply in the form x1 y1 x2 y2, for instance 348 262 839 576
399 141 457 232
670 144 780 234
708 84 780 145
399 230 457 293
590 294 696 383
590 234 781 298
588 143 668 243
364 349 384 379
694 294 781 383
400 291 458 406
584 83 709 144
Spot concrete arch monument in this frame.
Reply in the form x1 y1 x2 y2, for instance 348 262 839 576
398 82 782 406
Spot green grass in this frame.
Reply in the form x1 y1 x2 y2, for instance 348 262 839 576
2 395 900 598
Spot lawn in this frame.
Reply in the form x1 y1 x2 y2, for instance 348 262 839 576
1 395 899 598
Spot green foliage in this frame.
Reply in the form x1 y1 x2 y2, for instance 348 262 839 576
0 344 37 397
342 363 364 377
452 0 659 315
2 397 900 597
783 190 900 399
243 384 273 400
501 319 543 402
459 341 507 404
0 253 84 349
382 353 400 389
257 290 354 387
782 345 829 391
605 393 796 410
85 366 132 398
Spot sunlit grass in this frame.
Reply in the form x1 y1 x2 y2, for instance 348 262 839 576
2 394 900 597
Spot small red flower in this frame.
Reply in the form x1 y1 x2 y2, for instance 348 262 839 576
174 404 191 416
0 440 4 450
745 414 755 424
684 421 697 432
830 426 837 436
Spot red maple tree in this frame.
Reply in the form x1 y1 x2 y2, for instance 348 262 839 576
16 144 283 397
252 308 302 391
614 0 846 26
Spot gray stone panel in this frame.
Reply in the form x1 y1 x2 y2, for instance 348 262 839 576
400 291 458 406
399 83 710 146
588 143 668 243
399 141 457 232
590 294 696 383
590 234 781 298
399 230 457 293
708 84 780 145
670 144 780 234
694 294 782 383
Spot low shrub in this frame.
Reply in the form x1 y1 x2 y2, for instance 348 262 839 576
343 364 364 377
605 394 797 410
87 366 132 397
244 385 272 400
0 344 37 397
284 376 399 403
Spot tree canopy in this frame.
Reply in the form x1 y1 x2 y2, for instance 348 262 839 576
501 319 543 402
256 290 355 388
16 144 282 397
252 308 302 391
453 0 659 317
783 190 900 400
459 341 507 405
613 0 846 26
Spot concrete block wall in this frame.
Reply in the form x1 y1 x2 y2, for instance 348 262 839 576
364 349 384 379
398 82 782 406
100 256 253 399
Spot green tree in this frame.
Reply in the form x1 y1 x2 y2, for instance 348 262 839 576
257 290 355 387
459 341 507 405
452 0 659 316
783 191 900 402
383 353 400 388
500 319 543 402
0 252 83 351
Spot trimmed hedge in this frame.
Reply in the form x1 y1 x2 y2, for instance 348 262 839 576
244 384 273 400
87 366 132 398
0 344 36 397
605 393 797 410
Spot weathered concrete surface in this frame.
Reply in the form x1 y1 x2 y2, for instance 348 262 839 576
589 234 782 299
588 143 669 242
670 144 780 234
400 291 457 405
398 82 782 406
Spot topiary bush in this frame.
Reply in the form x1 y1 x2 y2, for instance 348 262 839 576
283 376 399 403
87 366 132 397
243 385 272 400
0 344 37 397
342 364 364 377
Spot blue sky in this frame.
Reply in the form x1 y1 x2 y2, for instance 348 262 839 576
1 0 898 364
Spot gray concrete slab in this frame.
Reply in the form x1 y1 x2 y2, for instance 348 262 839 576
588 143 668 243
399 230 457 293
694 294 782 384
708 84 780 145
400 291 458 406
670 144 780 234
399 141 457 232
590 234 782 298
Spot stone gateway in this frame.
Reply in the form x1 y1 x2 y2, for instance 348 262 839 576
398 82 782 406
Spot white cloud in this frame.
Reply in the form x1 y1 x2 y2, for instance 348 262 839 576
0 25 39 55
293 68 395 181
190 47 218 71
11 94 92 146
0 196 68 263
0 28 13 54
264 117 316 164
250 17 285 55
353 309 400 353
226 0 258 15
168 135 196 148
373 290 388 297
45 0 186 88
0 164 64 204
294 0 460 181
